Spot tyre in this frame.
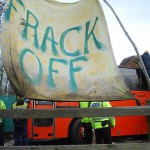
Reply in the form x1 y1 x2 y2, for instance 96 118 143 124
69 119 85 144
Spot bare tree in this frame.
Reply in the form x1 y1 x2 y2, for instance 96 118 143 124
0 0 14 95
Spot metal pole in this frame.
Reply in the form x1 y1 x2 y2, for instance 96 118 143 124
103 0 150 89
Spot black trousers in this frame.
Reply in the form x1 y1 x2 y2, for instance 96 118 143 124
95 127 112 144
14 125 28 146
0 123 4 146
82 123 93 144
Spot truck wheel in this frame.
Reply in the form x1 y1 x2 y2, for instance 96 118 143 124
70 119 85 144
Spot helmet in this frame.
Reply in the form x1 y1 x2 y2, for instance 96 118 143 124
145 50 149 53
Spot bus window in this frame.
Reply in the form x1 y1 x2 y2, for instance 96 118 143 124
35 100 53 105
119 68 140 90
136 68 148 89
34 118 53 127
33 100 54 127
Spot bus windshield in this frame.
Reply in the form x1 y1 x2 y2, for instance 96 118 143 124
119 67 148 90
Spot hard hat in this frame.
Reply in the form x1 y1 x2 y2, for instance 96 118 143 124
145 50 149 53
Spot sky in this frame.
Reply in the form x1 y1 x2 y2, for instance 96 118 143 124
56 0 150 65
100 0 150 64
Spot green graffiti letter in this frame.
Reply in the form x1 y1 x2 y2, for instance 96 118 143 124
22 10 39 49
84 17 104 54
5 0 25 21
20 48 43 85
41 27 59 55
48 58 68 88
70 56 88 92
60 26 82 57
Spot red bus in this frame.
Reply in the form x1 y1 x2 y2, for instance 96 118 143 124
27 67 150 144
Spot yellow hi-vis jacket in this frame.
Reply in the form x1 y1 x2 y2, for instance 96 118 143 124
89 101 116 129
80 102 91 123
0 100 6 123
12 102 28 109
12 101 28 127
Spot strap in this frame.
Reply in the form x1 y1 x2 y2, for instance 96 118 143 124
88 102 91 107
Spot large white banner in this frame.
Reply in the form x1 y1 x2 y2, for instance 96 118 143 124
0 0 133 101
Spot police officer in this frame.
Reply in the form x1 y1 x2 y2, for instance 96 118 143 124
80 102 93 144
0 100 6 146
89 101 115 144
12 97 28 146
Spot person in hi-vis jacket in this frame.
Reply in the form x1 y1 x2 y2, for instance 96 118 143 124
89 101 115 144
80 102 93 144
0 100 6 146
